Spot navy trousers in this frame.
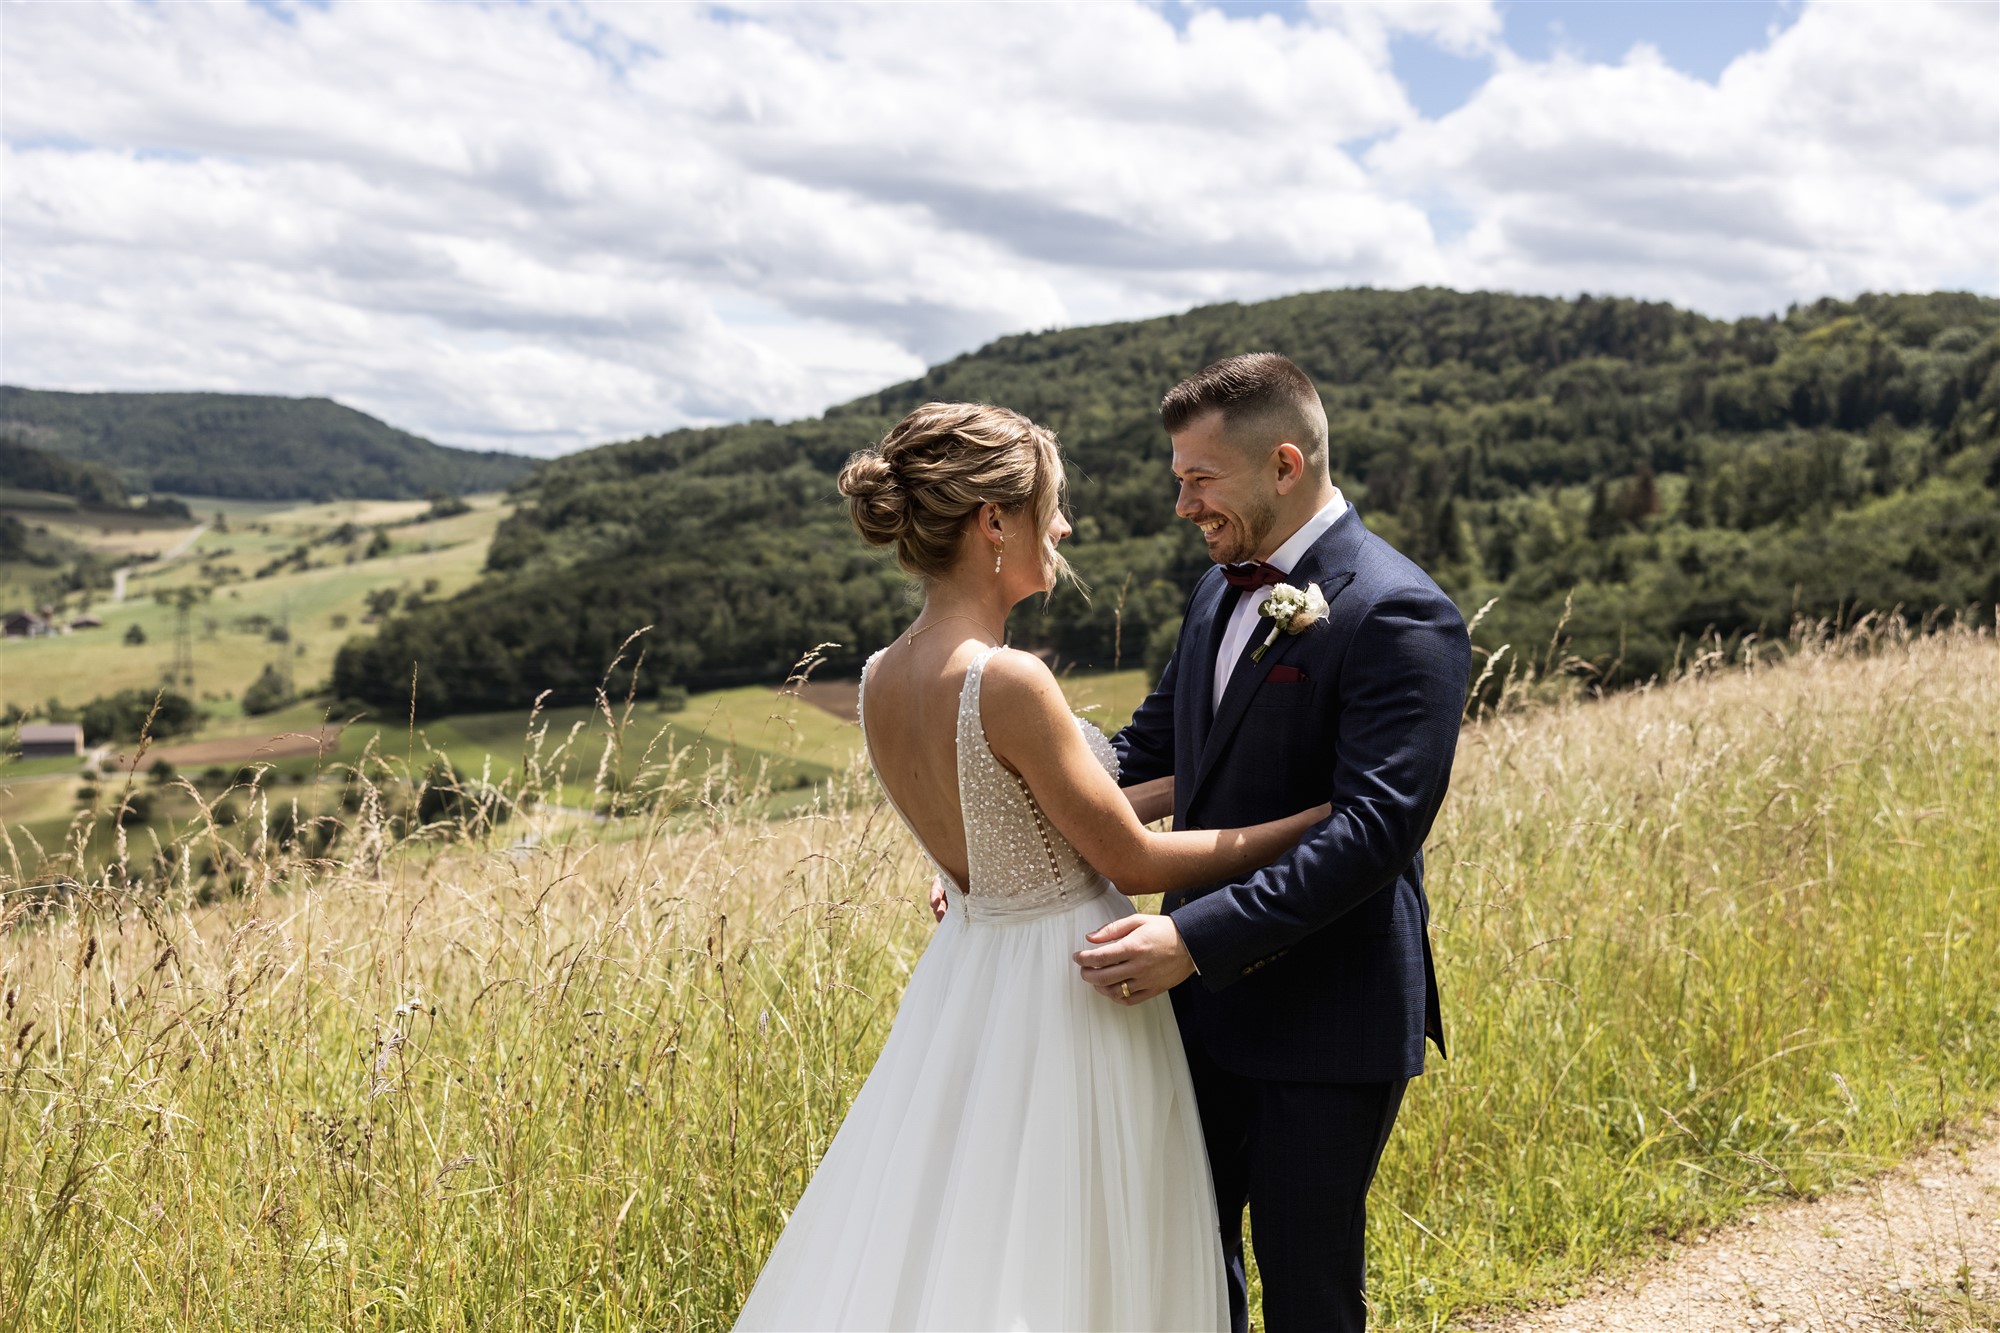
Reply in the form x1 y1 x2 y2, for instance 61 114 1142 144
1186 1039 1409 1333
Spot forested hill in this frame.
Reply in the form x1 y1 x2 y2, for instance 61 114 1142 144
0 388 534 501
0 438 129 507
334 288 2000 718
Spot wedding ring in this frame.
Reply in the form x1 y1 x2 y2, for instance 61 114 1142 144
1119 982 1132 999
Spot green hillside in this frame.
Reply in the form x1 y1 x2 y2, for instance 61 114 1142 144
334 288 2000 717
0 438 130 508
0 387 534 501
0 439 138 596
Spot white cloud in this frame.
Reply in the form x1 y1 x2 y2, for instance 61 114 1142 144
1311 0 1504 59
1375 1 1998 313
0 0 1990 455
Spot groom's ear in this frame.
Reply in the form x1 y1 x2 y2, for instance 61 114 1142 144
1272 442 1307 494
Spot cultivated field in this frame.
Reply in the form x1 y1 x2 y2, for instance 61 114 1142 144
0 494 506 711
0 625 1994 1330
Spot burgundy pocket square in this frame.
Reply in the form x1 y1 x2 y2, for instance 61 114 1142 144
1266 665 1307 684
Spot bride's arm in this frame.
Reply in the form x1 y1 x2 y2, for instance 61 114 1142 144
980 651 1325 895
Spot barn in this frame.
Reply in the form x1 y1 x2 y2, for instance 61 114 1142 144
17 723 85 759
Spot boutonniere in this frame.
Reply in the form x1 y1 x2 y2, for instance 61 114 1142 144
1251 582 1328 661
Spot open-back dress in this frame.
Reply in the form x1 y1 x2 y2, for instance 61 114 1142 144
733 646 1226 1331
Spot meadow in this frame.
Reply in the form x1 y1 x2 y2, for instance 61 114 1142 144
0 621 1995 1330
0 659 1152 875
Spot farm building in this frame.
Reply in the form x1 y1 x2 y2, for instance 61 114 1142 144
17 723 85 758
2 609 51 638
68 614 104 630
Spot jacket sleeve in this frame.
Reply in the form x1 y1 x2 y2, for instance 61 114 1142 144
1171 583 1470 989
1114 574 1212 787
1111 638 1178 787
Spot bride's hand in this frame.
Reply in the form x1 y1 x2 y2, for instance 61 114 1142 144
929 873 949 922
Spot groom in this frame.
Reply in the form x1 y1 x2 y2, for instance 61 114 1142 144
1077 353 1470 1331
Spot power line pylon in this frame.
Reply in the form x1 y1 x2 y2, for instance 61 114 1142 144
169 587 198 688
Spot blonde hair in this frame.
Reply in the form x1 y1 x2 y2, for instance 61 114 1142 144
838 402 1078 588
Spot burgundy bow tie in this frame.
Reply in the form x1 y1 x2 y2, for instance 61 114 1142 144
1222 561 1288 591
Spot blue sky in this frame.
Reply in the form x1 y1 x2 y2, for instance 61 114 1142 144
1 0 1991 454
1172 0 1800 118
1496 1 1795 79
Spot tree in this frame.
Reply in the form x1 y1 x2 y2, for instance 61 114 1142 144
318 288 1999 709
423 491 472 520
1679 470 1708 527
1618 464 1660 523
241 664 296 717
1586 479 1620 541
78 689 201 744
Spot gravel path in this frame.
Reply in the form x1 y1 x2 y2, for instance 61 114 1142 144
1475 1120 2000 1332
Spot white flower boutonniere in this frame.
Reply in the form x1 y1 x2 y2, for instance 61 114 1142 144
1251 581 1328 661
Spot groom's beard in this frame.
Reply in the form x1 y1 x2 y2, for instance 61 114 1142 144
1211 494 1279 564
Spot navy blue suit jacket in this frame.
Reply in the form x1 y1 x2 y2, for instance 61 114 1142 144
1113 506 1470 1083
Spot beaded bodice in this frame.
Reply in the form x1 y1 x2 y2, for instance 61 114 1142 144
860 646 1117 923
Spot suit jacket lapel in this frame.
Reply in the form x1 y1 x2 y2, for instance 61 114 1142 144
1187 506 1369 812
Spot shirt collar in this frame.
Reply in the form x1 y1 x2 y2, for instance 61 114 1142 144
1264 489 1347 576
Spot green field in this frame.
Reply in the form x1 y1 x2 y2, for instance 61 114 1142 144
0 494 507 711
1 624 1994 1329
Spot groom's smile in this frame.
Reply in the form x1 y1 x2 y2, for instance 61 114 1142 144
1171 408 1283 565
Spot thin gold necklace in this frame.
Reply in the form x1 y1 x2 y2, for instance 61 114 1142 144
905 613 1003 645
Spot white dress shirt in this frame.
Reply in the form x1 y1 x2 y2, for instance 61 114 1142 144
1211 490 1347 712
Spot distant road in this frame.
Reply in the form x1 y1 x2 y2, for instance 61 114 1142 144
160 523 207 561
111 523 206 604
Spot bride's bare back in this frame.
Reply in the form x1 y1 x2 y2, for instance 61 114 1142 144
857 633 993 889
861 634 1328 903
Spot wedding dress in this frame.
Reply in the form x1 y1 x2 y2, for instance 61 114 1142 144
734 646 1226 1331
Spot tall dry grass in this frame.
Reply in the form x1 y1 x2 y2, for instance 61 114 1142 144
2 621 1996 1330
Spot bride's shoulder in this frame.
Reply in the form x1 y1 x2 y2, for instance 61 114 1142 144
977 645 1053 689
976 648 1071 727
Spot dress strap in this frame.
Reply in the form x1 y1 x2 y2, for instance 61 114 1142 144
856 647 887 721
958 644 1006 703
954 645 1008 769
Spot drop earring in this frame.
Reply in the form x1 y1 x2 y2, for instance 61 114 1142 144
993 540 1004 574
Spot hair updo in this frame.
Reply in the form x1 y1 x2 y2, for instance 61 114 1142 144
838 402 1076 586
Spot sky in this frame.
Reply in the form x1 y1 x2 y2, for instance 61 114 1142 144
2 0 1995 456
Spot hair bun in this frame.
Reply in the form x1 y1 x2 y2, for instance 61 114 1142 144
837 449 907 548
838 402 1076 589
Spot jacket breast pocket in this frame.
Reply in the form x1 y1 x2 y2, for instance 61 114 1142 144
1247 678 1313 710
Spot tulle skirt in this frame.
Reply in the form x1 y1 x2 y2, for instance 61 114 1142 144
733 880 1228 1332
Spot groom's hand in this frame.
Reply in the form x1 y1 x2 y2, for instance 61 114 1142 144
1074 915 1196 1005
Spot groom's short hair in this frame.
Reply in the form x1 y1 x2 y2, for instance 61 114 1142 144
1160 353 1328 472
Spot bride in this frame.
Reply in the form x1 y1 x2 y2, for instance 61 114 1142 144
733 402 1326 1331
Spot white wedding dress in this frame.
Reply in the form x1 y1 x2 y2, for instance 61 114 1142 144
734 646 1226 1332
